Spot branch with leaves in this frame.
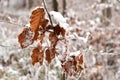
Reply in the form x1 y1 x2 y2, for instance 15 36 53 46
18 0 83 77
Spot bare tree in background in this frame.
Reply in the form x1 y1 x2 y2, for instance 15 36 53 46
52 0 58 11
62 0 66 15
6 0 33 9
26 0 33 9
101 0 112 26
52 0 66 15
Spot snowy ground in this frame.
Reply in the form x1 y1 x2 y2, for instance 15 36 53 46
0 0 120 80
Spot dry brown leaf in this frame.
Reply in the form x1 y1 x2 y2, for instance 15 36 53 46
38 52 44 65
31 47 39 65
37 33 45 43
18 28 34 48
49 33 58 48
54 24 61 35
32 31 39 41
45 48 57 64
54 24 66 37
45 49 51 63
60 27 66 37
45 25 53 31
31 47 44 65
41 19 49 28
30 8 48 32
62 61 73 76
79 55 83 64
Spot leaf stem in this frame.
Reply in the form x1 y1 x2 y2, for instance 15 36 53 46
42 0 54 27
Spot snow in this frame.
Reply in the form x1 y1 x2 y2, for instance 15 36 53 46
7 67 19 75
72 32 90 43
0 65 3 70
50 11 68 29
0 0 120 80
50 11 66 23
69 51 81 57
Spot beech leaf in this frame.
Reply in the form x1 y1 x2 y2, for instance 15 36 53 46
45 49 52 63
30 8 48 32
79 55 83 64
31 47 44 65
18 28 34 48
54 24 66 37
49 33 58 48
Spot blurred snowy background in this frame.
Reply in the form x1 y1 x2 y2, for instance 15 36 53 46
0 0 120 80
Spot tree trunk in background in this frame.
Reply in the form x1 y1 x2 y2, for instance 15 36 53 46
101 0 112 26
61 72 66 80
26 0 33 9
62 0 66 15
52 0 58 11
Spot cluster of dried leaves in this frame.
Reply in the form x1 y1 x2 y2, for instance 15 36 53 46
18 8 83 76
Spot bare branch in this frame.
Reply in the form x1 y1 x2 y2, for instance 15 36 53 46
42 0 54 27
0 20 26 27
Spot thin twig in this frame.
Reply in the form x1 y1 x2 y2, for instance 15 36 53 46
0 20 26 27
117 0 120 2
0 44 10 47
0 44 35 49
42 0 54 27
34 66 42 80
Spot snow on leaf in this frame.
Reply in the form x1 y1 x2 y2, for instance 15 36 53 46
50 11 66 24
18 28 34 48
50 11 68 29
